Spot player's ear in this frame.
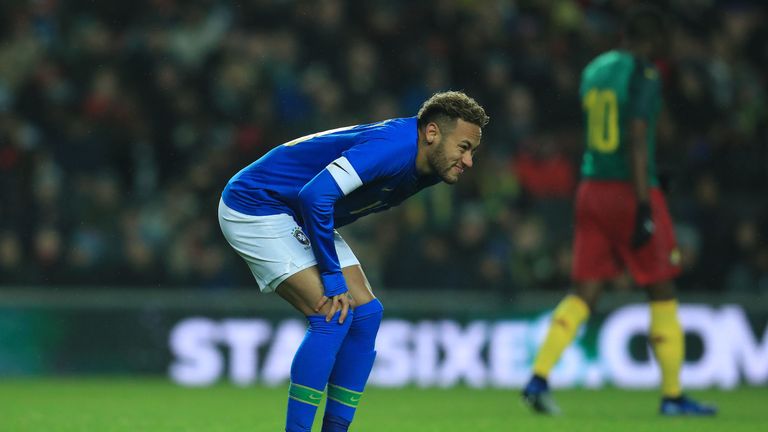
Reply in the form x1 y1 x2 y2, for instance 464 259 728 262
425 122 440 145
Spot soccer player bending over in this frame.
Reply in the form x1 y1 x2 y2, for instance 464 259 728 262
219 91 489 431
522 7 716 417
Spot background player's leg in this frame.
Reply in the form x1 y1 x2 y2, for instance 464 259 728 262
523 283 598 414
531 283 599 379
277 268 353 432
322 265 381 432
645 281 716 415
646 281 683 398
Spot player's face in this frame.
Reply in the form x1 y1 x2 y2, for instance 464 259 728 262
427 119 482 184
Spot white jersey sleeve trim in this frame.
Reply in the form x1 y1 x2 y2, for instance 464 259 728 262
326 156 363 196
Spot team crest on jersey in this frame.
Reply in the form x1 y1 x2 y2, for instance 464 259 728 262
292 227 311 247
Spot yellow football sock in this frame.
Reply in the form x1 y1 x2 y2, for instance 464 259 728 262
532 295 590 378
649 299 684 398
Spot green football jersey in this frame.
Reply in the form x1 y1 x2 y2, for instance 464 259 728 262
579 50 661 184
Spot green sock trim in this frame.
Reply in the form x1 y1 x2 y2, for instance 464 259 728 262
327 383 363 408
288 382 324 407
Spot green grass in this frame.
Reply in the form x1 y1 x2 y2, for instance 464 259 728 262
0 378 765 431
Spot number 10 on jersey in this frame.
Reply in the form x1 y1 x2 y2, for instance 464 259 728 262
583 89 619 153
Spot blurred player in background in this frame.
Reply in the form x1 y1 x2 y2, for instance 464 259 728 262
522 6 717 417
219 91 488 431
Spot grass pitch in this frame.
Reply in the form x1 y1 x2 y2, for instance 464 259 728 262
0 378 764 431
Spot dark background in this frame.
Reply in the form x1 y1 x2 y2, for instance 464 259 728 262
0 0 766 297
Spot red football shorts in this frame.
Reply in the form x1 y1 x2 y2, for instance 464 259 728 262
571 180 681 285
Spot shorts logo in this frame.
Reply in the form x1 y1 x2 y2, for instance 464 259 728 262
670 248 681 266
292 227 311 247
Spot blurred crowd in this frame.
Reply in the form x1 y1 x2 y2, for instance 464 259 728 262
0 0 766 295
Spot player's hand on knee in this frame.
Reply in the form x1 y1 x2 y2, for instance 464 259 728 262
631 202 655 249
314 292 352 323
326 293 352 323
313 295 329 314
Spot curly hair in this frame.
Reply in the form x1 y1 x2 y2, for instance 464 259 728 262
416 91 490 131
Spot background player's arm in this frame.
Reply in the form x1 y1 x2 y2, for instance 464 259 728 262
627 63 659 248
629 119 650 203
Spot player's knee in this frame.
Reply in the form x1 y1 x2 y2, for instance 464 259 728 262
646 281 676 301
353 298 383 323
306 311 354 336
349 299 383 345
290 313 353 381
573 284 601 310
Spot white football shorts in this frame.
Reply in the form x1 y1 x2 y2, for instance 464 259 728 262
218 199 360 293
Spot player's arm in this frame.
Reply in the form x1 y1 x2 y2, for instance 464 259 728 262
629 119 650 204
297 156 362 321
298 134 406 318
627 63 659 249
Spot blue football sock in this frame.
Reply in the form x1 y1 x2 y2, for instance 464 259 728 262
286 311 352 432
321 414 351 432
322 299 383 431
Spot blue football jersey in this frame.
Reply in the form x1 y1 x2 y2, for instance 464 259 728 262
222 117 439 296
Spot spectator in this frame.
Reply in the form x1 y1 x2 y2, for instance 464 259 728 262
0 1 764 294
